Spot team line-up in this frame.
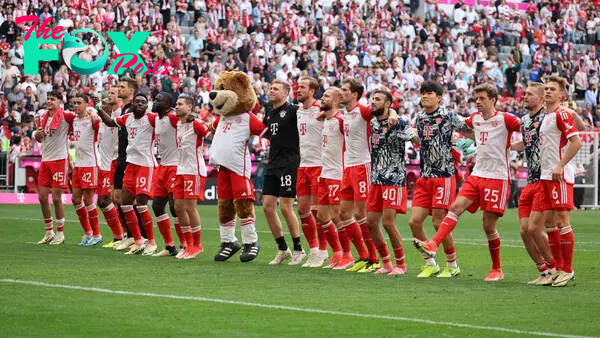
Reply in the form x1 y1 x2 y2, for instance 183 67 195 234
32 75 583 287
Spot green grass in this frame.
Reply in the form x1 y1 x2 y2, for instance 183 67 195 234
1 204 599 337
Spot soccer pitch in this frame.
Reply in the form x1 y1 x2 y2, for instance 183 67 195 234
1 204 599 337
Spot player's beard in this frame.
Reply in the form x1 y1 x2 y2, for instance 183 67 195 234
372 107 385 117
320 104 331 111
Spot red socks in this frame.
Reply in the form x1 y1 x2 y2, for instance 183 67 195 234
358 218 378 262
325 221 341 252
393 245 405 267
536 261 548 273
122 205 142 241
44 218 53 232
444 246 457 265
337 226 352 256
487 232 502 270
86 204 101 237
136 206 155 245
300 212 318 249
377 244 390 264
156 213 175 247
182 225 193 246
560 225 574 273
191 225 202 248
345 220 368 261
312 209 329 251
547 227 563 270
102 203 123 240
56 218 65 233
75 203 92 235
432 212 459 246
173 217 185 247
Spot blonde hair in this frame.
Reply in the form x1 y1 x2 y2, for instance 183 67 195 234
326 86 341 100
527 81 544 96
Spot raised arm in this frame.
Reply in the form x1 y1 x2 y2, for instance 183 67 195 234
97 106 118 127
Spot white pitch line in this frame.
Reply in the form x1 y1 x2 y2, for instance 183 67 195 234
4 216 598 252
0 278 594 338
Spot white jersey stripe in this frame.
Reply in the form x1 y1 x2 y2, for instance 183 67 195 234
147 166 154 191
442 177 450 204
502 180 507 209
63 160 69 186
365 163 372 188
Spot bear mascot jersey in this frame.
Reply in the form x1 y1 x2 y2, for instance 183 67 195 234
208 71 266 262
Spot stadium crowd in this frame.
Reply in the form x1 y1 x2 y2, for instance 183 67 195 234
1 0 600 154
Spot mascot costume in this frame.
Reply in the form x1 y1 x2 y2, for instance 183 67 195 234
208 71 266 262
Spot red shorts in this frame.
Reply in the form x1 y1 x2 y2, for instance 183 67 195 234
367 185 407 214
98 170 112 196
174 174 205 200
459 176 510 216
542 180 575 211
122 164 155 197
38 159 69 189
217 167 255 201
72 166 98 190
340 164 370 201
518 181 550 218
151 165 178 198
317 177 341 206
412 176 456 211
297 166 321 197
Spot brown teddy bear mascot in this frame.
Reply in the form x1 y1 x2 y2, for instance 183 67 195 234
208 71 267 262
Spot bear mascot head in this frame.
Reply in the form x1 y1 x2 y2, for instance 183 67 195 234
208 71 263 263
209 71 257 116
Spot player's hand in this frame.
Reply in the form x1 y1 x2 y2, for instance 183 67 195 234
87 107 98 117
388 114 399 126
316 111 326 121
34 130 45 142
552 164 564 182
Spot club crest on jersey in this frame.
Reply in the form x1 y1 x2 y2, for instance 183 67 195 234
423 125 434 140
235 116 242 123
436 117 443 124
533 121 540 129
372 133 380 145
382 126 388 134
329 124 335 132
280 111 286 118
492 121 499 127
